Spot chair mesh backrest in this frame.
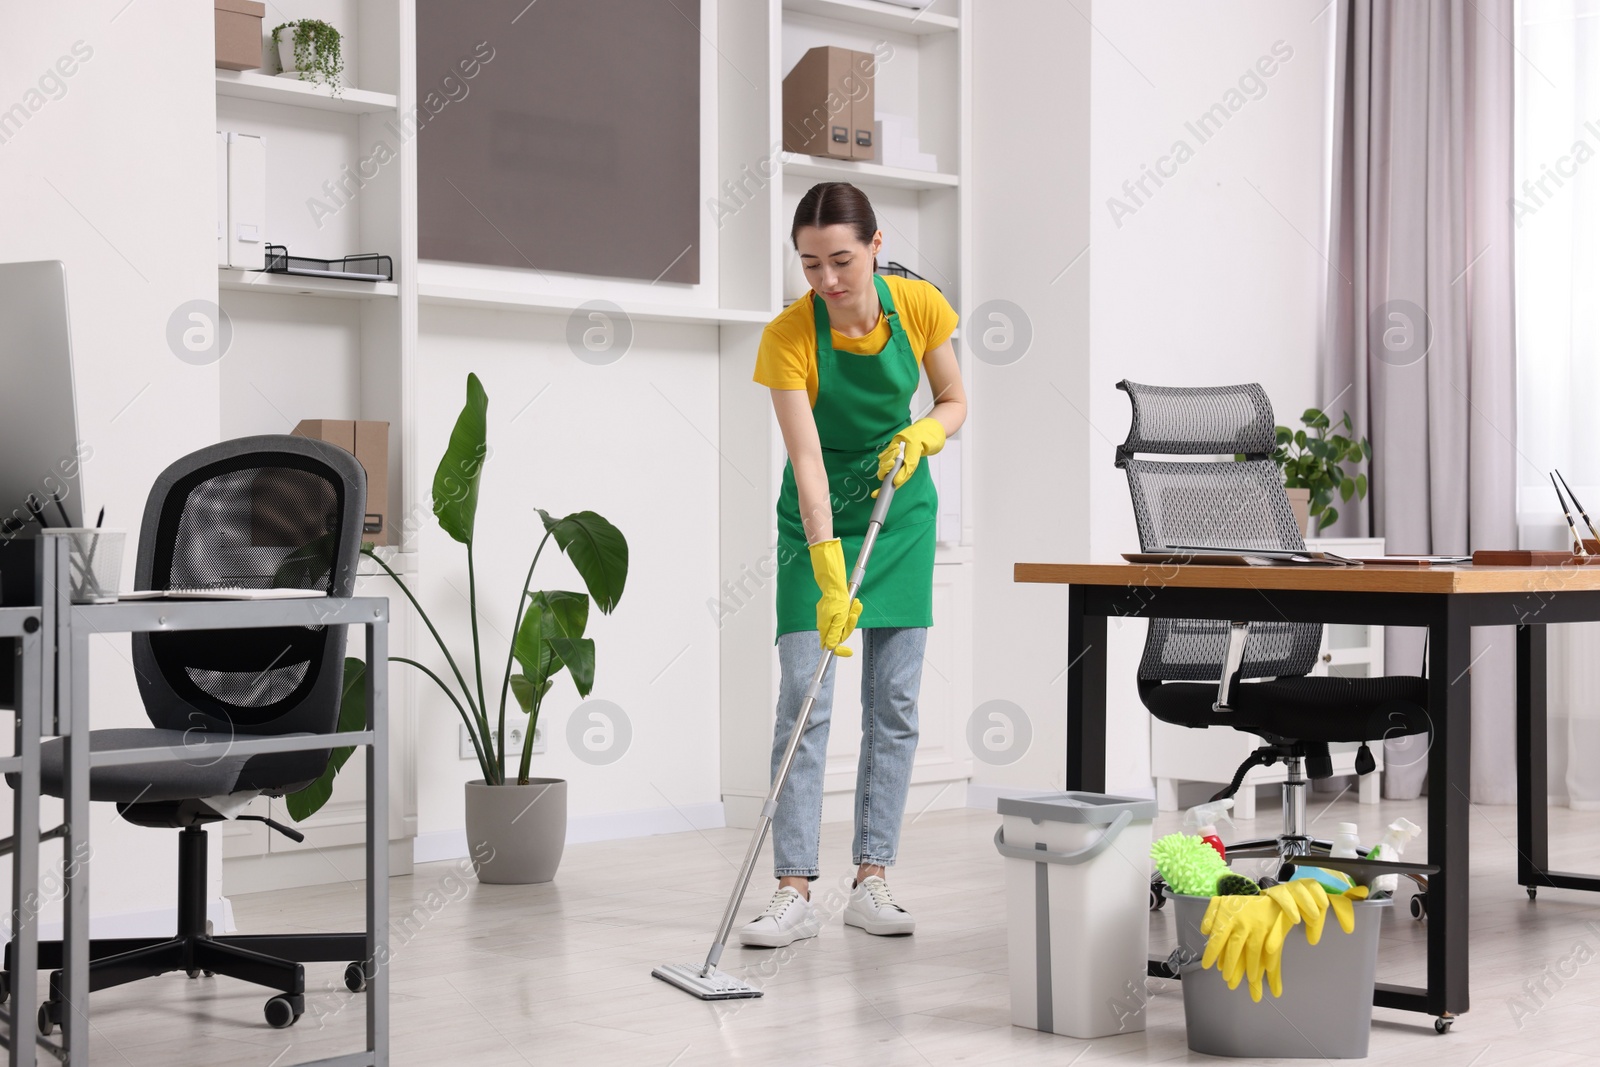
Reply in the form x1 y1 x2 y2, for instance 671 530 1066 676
132 436 365 739
1115 380 1321 682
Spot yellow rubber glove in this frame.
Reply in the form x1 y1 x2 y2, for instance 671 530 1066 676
1265 880 1333 945
872 417 946 497
1200 895 1298 1002
808 538 862 657
1327 884 1367 934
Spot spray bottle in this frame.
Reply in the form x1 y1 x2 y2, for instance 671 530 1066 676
1183 799 1235 860
1366 817 1422 896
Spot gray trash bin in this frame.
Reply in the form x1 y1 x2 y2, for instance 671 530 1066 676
1172 892 1390 1058
995 792 1157 1038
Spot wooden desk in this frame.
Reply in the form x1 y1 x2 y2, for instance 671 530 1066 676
1013 560 1600 1028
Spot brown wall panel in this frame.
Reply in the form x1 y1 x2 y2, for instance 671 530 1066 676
417 0 700 284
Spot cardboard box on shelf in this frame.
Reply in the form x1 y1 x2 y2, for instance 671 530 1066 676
291 420 392 545
215 0 265 72
782 46 876 161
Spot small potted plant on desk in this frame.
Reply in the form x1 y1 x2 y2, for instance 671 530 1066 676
1253 407 1371 536
289 373 629 884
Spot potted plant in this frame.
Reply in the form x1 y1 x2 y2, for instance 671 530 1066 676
288 373 628 884
1254 407 1370 535
273 19 344 95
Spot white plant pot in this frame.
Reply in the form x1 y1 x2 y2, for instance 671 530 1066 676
275 27 335 85
275 28 302 74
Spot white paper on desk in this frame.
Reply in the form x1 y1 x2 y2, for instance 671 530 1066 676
199 791 261 820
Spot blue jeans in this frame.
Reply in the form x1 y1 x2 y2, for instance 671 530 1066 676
770 626 928 879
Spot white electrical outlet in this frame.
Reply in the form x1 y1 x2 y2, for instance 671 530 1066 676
460 723 546 760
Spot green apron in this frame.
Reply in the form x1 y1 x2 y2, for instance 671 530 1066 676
775 274 938 641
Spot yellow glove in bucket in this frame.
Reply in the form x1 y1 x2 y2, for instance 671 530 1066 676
872 417 946 497
1200 894 1297 1002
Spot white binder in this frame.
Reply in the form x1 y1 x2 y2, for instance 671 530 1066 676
226 132 266 270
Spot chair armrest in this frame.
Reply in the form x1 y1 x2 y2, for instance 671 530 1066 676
1213 621 1250 712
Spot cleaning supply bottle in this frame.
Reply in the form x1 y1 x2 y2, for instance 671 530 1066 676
1366 817 1422 897
1330 822 1362 859
1183 799 1235 859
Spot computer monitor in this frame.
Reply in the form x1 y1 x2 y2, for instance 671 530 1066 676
0 260 85 533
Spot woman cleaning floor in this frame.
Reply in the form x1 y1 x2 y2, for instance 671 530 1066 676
741 181 967 949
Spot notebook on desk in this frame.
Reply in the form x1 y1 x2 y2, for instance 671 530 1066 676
1122 546 1363 567
118 587 327 601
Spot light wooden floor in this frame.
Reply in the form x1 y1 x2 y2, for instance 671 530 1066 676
27 793 1600 1065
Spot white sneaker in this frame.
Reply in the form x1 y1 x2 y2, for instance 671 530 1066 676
844 875 915 936
739 886 822 948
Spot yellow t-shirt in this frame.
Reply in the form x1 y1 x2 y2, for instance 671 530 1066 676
752 276 958 407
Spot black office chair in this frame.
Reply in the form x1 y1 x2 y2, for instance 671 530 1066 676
1114 381 1431 907
3 435 369 1031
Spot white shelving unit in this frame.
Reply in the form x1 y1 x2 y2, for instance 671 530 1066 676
782 156 958 191
714 0 973 828
219 268 397 300
1151 537 1388 818
215 69 398 115
213 0 419 890
208 0 971 858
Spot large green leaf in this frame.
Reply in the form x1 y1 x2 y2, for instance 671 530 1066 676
432 373 489 545
513 598 550 685
284 658 366 822
536 509 628 614
550 636 595 696
510 672 554 713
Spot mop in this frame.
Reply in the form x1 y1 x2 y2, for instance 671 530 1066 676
653 456 905 1000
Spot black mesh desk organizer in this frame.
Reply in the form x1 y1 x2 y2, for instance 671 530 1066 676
3 435 370 1030
1115 380 1430 902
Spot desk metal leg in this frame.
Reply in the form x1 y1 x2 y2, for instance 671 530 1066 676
1517 625 1550 891
9 621 41 1067
1431 599 1473 1018
365 620 389 1065
1065 587 1107 793
60 626 90 1059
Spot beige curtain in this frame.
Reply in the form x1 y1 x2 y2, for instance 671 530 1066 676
1322 0 1520 802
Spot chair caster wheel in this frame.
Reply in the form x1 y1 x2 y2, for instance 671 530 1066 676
1434 1016 1453 1034
37 1001 58 1036
264 994 304 1029
1149 882 1166 912
1410 893 1428 920
1527 886 1538 900
344 961 370 992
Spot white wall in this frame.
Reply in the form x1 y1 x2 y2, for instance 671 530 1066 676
1086 0 1333 796
411 306 726 851
0 3 222 928
969 0 1332 801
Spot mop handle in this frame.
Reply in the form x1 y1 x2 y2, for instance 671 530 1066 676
701 456 905 975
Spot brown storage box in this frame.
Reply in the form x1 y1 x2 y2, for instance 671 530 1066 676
782 46 876 160
215 0 266 72
292 420 392 545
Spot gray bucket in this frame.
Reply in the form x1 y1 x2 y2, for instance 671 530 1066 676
1172 892 1389 1059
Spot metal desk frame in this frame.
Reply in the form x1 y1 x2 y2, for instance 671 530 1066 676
1045 569 1600 1029
0 605 44 1067
32 532 389 1065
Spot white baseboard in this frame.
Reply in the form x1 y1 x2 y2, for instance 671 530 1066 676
413 801 727 864
7 898 235 941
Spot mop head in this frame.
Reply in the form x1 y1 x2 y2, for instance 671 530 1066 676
1151 832 1257 896
652 963 763 1000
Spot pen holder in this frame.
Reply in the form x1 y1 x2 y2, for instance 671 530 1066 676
56 529 125 604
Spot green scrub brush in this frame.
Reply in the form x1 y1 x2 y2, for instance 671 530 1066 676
1150 832 1259 896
